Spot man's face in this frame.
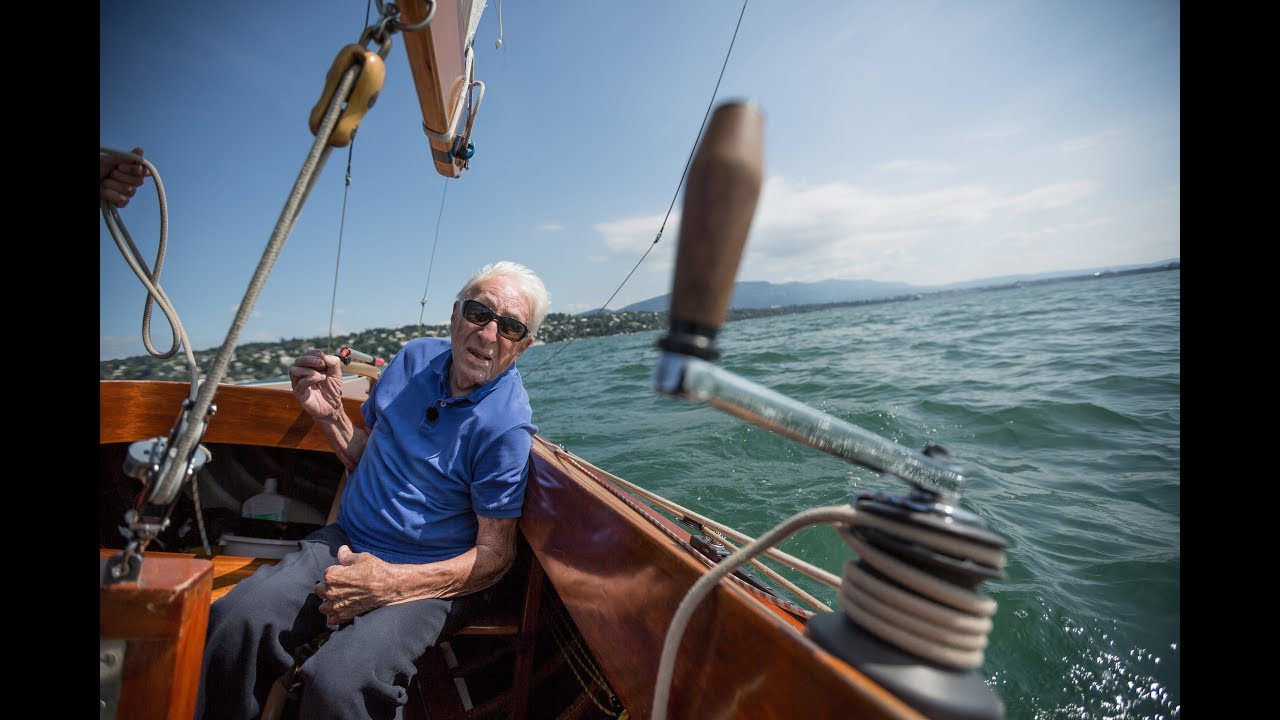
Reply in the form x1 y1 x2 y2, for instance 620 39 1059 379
448 277 533 396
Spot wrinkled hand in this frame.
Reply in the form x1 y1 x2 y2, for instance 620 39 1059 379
315 545 397 625
100 147 150 208
289 349 345 419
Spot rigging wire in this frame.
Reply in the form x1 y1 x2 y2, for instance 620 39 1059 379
325 0 374 354
417 179 450 336
521 0 751 380
495 0 504 49
415 5 487 337
327 141 357 353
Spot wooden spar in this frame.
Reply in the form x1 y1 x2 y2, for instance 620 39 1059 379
99 380 364 452
399 0 476 178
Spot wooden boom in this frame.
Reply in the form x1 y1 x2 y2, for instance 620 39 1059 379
399 0 479 178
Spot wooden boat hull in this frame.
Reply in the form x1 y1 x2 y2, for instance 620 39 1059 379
525 437 925 719
99 379 925 719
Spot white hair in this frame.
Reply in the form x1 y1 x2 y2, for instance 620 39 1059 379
457 261 551 337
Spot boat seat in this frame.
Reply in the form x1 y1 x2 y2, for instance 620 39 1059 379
105 549 529 636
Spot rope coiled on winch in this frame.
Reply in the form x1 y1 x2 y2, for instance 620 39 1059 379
651 502 1006 720
835 511 1000 670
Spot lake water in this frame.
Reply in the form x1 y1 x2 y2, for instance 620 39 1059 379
519 269 1180 720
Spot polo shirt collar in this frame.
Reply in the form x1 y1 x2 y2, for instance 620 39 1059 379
430 347 518 404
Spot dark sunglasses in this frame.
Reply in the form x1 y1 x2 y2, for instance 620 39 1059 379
460 299 529 342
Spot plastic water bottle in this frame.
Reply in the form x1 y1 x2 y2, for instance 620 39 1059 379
241 477 291 523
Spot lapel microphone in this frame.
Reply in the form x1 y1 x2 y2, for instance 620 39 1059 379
426 406 439 422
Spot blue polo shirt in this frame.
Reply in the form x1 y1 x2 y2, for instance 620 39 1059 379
337 337 536 564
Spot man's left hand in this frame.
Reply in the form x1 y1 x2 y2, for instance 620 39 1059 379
315 545 397 625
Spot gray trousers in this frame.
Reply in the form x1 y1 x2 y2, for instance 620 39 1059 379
195 524 476 720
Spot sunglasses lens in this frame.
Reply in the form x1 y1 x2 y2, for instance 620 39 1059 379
463 301 494 325
497 318 527 341
463 300 527 341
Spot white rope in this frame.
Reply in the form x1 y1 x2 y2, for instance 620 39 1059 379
148 63 357 512
652 505 854 720
846 510 1007 570
838 524 997 617
698 524 832 612
100 150 192 370
494 0 504 49
101 148 212 555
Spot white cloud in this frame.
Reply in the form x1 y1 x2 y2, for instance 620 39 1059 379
995 218 1111 249
876 159 958 174
597 215 667 257
591 173 1106 287
1057 136 1098 153
973 126 1022 140
1002 182 1096 213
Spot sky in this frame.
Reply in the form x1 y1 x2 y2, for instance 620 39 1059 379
100 0 1180 361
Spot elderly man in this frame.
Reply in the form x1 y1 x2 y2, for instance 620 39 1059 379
196 260 551 720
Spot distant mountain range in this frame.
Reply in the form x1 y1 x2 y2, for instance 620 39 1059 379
103 259 1178 379
599 259 1180 314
